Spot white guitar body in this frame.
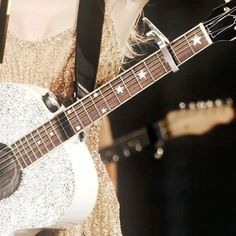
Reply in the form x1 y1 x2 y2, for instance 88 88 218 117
0 83 98 236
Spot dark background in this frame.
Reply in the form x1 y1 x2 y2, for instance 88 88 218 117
108 0 236 236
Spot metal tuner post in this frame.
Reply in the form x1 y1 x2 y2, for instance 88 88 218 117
143 17 179 73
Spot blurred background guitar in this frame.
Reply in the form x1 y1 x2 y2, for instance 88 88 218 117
101 98 235 164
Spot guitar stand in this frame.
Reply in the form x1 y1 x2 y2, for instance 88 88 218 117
143 17 179 73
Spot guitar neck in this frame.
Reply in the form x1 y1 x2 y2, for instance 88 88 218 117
65 24 212 130
12 24 212 169
100 127 150 163
99 118 175 162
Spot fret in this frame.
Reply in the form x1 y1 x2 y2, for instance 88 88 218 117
82 96 101 121
172 26 209 64
98 90 110 114
120 76 132 97
186 27 208 53
63 111 78 134
65 107 84 132
143 60 155 82
70 106 84 132
100 87 112 111
167 43 181 65
119 70 140 96
44 123 60 144
132 62 153 88
186 27 203 53
177 34 195 63
155 52 168 73
48 120 63 145
18 139 33 165
130 68 143 92
22 136 37 163
184 35 195 54
101 84 120 109
38 126 54 151
36 127 51 154
92 89 110 116
81 100 93 123
11 143 27 169
13 153 24 170
110 77 130 103
170 35 187 64
56 112 75 139
15 142 28 167
29 132 43 159
42 124 56 151
147 53 168 80
74 102 93 127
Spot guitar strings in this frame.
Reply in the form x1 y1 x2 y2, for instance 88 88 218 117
9 26 203 160
0 27 204 174
0 28 205 182
0 27 204 170
0 49 170 179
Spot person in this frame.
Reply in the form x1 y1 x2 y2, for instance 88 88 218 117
0 0 149 235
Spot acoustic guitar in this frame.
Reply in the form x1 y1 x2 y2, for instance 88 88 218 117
0 1 235 235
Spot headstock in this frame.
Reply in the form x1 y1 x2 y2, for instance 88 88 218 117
165 98 235 138
203 0 236 42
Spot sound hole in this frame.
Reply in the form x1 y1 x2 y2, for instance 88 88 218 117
0 143 21 200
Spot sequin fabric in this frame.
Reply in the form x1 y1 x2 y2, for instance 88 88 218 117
0 13 123 236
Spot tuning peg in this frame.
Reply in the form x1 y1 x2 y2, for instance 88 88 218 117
189 102 196 109
226 97 233 105
123 148 131 157
135 143 142 152
206 100 214 108
179 102 186 109
154 147 164 159
112 154 120 162
196 101 207 109
215 99 223 106
127 140 134 148
154 140 164 159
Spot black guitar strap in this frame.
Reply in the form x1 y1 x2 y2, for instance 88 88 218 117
75 0 105 99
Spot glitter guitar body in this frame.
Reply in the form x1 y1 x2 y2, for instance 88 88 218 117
0 83 98 236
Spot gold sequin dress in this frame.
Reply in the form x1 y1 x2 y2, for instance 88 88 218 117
0 13 124 236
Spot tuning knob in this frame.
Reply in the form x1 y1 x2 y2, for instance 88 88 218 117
42 92 61 112
226 97 233 105
215 99 223 107
196 101 207 109
154 146 164 159
179 102 186 109
189 102 197 109
154 140 164 159
206 100 214 108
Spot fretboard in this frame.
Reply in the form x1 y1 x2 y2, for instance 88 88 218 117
12 23 212 169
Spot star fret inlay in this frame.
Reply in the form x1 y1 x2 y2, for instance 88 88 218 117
101 108 107 114
191 34 202 46
137 70 146 79
115 85 124 94
76 125 81 131
93 92 99 98
37 140 41 145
